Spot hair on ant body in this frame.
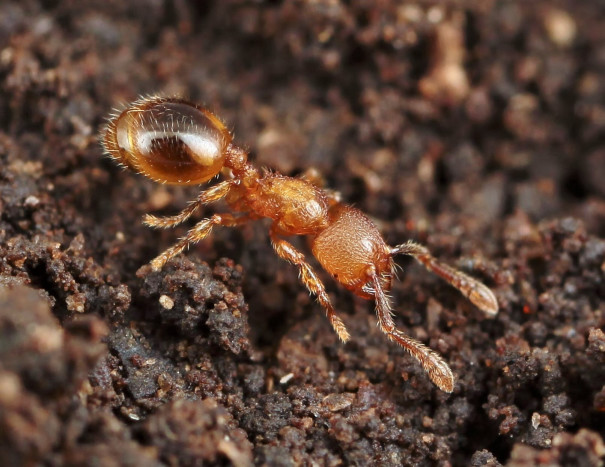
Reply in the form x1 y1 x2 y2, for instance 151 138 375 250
102 96 498 392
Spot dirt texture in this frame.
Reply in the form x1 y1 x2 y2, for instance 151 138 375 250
0 1 604 466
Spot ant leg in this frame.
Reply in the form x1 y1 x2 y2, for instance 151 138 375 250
269 228 351 342
299 167 325 187
143 180 234 229
150 213 250 271
299 168 341 204
369 270 454 392
391 241 498 317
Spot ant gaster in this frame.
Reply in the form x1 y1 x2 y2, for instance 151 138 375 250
102 96 498 392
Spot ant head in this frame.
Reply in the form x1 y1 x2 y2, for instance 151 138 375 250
102 96 232 185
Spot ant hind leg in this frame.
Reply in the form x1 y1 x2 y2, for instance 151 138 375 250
149 212 249 271
143 180 233 229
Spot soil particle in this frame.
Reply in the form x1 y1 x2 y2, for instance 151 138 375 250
140 398 253 467
508 429 605 467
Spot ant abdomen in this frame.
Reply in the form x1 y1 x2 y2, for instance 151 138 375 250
103 97 232 185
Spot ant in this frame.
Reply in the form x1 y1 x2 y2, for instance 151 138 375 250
102 96 498 392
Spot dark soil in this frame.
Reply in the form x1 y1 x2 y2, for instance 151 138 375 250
1 1 604 466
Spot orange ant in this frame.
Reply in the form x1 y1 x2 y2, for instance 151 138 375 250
102 96 498 392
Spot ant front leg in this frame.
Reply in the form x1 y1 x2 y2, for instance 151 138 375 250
299 168 341 204
269 227 351 342
369 270 455 392
143 180 234 229
150 212 251 271
391 241 498 317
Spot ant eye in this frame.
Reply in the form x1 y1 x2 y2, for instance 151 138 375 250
103 97 232 185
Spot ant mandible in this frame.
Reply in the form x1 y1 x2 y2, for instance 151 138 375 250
102 96 498 392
